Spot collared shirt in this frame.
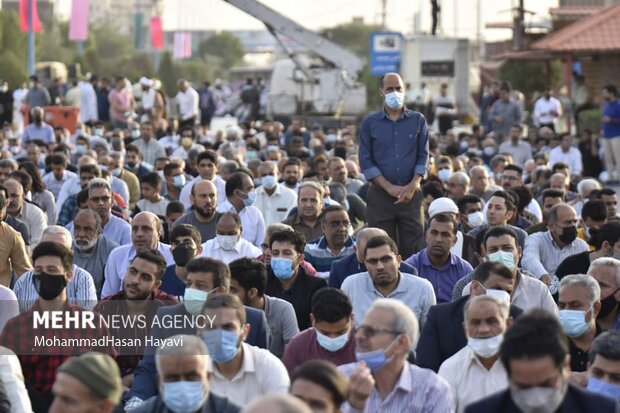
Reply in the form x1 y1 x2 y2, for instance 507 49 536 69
359 108 429 185
282 327 356 376
108 87 132 122
71 235 120 298
0 301 116 397
262 295 299 358
216 199 265 248
549 146 583 176
102 243 174 299
101 214 132 245
304 236 356 279
15 202 47 245
133 138 166 166
282 213 324 243
438 346 508 413
602 99 620 139
0 346 33 413
405 248 473 303
22 122 54 145
341 272 436 328
198 237 262 264
55 176 81 217
254 184 297 226
533 96 562 126
490 99 522 137
176 87 200 120
339 361 454 413
569 323 602 372
498 140 533 167
0 222 31 286
179 175 227 210
522 230 589 279
266 267 327 331
32 189 56 225
209 342 289 406
43 171 77 199
13 264 97 312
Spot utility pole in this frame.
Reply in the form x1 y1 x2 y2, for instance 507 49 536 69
381 0 387 30
513 0 525 50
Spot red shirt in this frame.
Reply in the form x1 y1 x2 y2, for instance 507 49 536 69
0 300 116 396
93 289 178 376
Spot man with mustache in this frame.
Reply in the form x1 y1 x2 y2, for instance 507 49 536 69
71 208 119 299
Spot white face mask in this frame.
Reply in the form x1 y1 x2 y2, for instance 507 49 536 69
467 333 503 358
467 211 484 228
217 235 238 251
510 380 567 413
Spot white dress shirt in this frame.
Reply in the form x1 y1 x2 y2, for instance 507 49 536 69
15 202 47 245
254 184 298 226
216 200 265 248
548 146 583 176
42 170 77 200
141 88 156 111
522 230 589 279
79 81 98 122
179 175 227 210
199 237 262 264
101 243 174 298
0 347 33 413
438 346 508 413
176 87 199 120
533 96 562 126
0 286 18 335
209 342 290 406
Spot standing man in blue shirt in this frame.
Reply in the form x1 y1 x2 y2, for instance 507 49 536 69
359 73 429 258
601 84 620 184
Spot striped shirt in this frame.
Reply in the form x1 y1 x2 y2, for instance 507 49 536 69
304 236 356 279
522 230 589 279
339 361 455 413
13 264 97 312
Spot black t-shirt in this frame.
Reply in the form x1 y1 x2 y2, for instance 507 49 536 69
554 251 591 301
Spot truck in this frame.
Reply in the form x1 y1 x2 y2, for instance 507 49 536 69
223 0 367 122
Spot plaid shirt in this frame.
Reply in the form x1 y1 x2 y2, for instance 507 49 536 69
56 193 78 227
93 289 178 376
0 300 116 397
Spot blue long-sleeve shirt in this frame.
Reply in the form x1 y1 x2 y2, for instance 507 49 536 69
358 108 429 185
603 99 620 139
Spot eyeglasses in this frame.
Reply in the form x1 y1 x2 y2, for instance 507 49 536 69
365 255 395 266
326 220 350 229
358 324 401 338
90 196 111 204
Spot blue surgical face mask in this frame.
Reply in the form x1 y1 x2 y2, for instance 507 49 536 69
76 144 86 154
173 174 186 188
559 308 591 337
183 287 208 315
587 376 620 401
131 129 141 139
242 189 257 207
162 381 206 413
271 257 295 280
202 329 240 363
111 167 121 177
438 168 451 182
487 250 517 271
356 347 392 372
261 175 277 189
384 91 404 110
316 330 349 352
483 147 495 157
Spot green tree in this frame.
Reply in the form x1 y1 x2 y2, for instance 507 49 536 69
0 11 28 87
499 60 562 106
158 51 178 97
198 32 245 69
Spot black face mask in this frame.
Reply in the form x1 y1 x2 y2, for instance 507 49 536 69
172 245 195 267
559 225 577 244
33 272 67 300
598 288 620 319
126 161 137 169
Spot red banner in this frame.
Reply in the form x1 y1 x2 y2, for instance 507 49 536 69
19 0 42 33
150 17 163 50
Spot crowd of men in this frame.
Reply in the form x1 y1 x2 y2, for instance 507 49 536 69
0 71 619 413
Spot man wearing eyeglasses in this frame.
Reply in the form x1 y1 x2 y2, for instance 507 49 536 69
303 205 356 280
341 235 435 329
339 298 454 412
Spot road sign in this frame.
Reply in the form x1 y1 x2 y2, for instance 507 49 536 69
369 32 403 76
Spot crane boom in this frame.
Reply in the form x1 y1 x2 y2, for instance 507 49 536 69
223 0 366 81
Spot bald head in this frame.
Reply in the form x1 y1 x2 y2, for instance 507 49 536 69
78 155 97 169
356 227 388 262
242 395 312 413
131 212 162 252
4 178 24 215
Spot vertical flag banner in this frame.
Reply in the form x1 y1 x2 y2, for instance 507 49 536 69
150 17 164 49
19 0 42 33
173 32 192 59
69 0 90 41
